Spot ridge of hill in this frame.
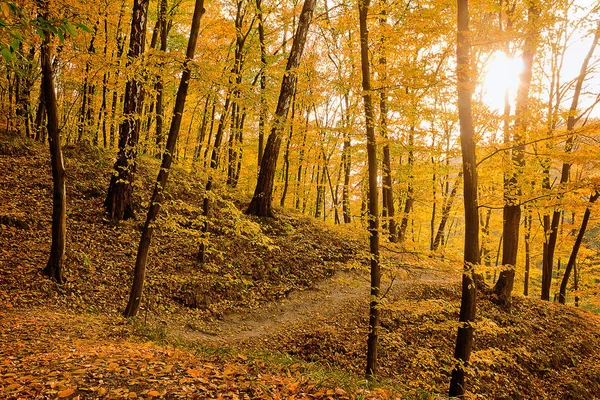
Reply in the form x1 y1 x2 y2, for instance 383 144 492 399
2 133 600 399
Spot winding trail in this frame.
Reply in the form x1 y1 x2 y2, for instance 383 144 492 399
171 262 457 346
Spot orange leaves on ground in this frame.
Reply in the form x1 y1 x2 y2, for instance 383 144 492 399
57 387 76 397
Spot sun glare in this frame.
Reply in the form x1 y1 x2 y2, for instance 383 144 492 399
481 51 524 112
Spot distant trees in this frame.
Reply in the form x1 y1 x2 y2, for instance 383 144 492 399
124 0 205 317
104 0 151 221
2 0 600 329
246 0 317 217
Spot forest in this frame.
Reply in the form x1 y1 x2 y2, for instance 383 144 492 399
2 0 600 398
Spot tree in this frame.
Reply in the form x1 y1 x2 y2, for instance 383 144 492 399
558 191 599 305
494 1 539 307
449 0 479 395
542 21 599 301
104 0 151 221
358 0 381 378
245 0 317 217
124 0 206 317
39 1 67 284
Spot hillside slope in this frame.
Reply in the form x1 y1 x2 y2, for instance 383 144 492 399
2 134 600 399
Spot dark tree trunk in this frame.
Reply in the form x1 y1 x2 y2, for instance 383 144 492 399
378 0 396 240
494 3 538 306
105 0 151 221
246 0 316 217
342 95 352 223
523 208 532 296
78 23 98 143
280 89 296 207
154 0 169 158
432 172 461 251
34 90 47 142
398 125 415 243
98 18 109 148
124 0 205 317
256 0 267 169
294 108 310 210
193 93 212 161
558 192 598 305
449 0 479 395
542 24 599 301
358 0 381 378
39 3 67 284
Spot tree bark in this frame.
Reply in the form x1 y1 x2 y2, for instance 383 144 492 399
39 3 67 284
449 0 479 395
124 0 205 317
542 23 599 300
280 89 296 207
494 2 538 306
246 0 316 217
256 0 267 169
558 192 598 305
358 0 381 378
398 125 415 243
432 172 462 251
104 0 151 221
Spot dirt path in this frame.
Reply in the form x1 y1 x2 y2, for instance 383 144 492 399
172 262 457 346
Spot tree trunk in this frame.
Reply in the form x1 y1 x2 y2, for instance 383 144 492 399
153 0 169 158
246 0 316 217
449 0 479 395
104 0 151 221
358 0 381 378
494 3 538 306
124 0 205 317
256 0 267 169
523 208 532 296
193 93 212 161
558 192 598 305
342 95 352 223
39 3 67 284
280 89 296 207
432 172 461 251
542 23 599 301
78 23 98 143
398 125 414 243
295 108 310 210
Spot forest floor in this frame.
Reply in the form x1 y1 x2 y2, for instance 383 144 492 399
2 133 600 399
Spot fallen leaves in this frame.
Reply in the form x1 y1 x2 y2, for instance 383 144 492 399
0 309 393 399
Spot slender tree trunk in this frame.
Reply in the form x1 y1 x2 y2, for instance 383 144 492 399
358 0 381 378
124 0 205 317
78 23 98 143
246 0 316 217
398 125 414 243
449 0 479 395
256 0 267 169
494 3 538 306
542 23 599 301
202 98 218 165
295 108 309 210
104 0 151 221
193 94 212 161
280 90 296 207
342 95 352 223
39 3 67 284
558 192 599 305
523 207 532 296
378 0 396 240
432 172 462 251
153 0 169 157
